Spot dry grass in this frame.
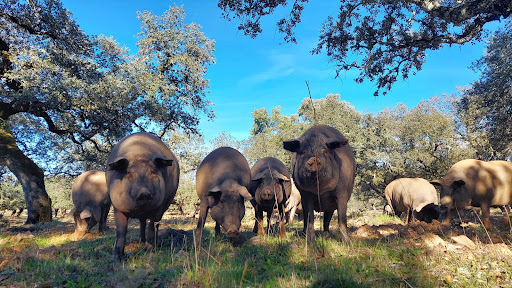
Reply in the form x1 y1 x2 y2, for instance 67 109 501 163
0 203 511 287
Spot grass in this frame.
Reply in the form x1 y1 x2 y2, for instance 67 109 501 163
0 207 512 287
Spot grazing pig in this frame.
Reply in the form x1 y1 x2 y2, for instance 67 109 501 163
249 157 291 238
195 147 252 246
71 170 111 237
283 125 356 243
383 178 440 224
106 132 179 260
430 159 512 230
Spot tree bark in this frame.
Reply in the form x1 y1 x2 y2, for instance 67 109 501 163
0 123 52 224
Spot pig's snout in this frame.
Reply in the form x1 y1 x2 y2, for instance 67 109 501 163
136 190 153 202
305 157 323 172
262 189 273 200
440 196 453 210
226 225 239 238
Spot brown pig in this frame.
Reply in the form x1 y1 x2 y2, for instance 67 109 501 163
430 159 512 230
249 157 291 238
106 132 179 260
283 125 356 243
384 178 441 224
194 147 252 246
71 170 111 237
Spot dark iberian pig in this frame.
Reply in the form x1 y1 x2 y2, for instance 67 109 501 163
106 132 179 260
283 124 356 243
249 157 291 238
71 170 111 237
430 159 512 230
384 177 441 224
194 147 252 246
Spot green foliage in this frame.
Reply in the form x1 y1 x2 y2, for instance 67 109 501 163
0 181 24 211
45 176 73 211
244 106 304 167
1 2 215 174
456 21 512 160
218 0 511 95
247 94 474 199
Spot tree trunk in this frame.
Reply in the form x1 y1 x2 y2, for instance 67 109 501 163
0 124 52 224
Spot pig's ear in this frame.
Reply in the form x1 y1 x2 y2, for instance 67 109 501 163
283 140 300 152
430 180 442 187
80 208 92 219
208 186 222 195
238 186 253 201
154 157 173 168
108 158 129 171
326 138 348 149
251 171 265 181
273 171 290 181
451 180 465 188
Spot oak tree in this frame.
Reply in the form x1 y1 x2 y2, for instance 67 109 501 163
218 0 511 95
0 1 215 223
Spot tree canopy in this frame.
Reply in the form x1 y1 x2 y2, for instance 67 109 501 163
218 0 511 95
456 22 512 159
0 1 215 223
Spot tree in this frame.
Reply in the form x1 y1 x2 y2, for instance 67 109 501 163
218 0 511 95
456 22 512 159
245 106 303 166
0 1 215 223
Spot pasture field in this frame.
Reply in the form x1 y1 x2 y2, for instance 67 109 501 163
0 200 511 288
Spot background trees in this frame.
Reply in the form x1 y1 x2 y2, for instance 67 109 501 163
245 94 475 200
218 0 511 95
0 2 215 223
456 22 512 160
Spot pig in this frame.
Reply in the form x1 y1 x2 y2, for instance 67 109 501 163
430 159 512 230
383 177 441 224
194 147 252 246
283 124 356 243
106 132 179 260
249 157 291 238
285 178 303 224
71 170 111 237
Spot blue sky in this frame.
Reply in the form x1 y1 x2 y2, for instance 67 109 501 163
60 0 502 142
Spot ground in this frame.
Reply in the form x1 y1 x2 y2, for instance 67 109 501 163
0 202 511 287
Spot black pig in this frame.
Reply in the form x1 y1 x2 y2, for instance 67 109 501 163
249 157 291 238
106 132 180 260
283 125 356 243
194 147 252 246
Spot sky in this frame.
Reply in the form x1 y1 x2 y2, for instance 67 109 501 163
60 0 502 142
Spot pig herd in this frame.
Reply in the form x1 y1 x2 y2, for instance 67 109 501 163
70 126 512 260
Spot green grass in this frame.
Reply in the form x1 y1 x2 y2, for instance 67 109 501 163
0 210 511 287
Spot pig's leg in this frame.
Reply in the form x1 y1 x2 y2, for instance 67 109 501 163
215 222 221 235
194 200 209 247
266 207 272 235
481 202 492 230
302 191 315 242
323 210 334 233
253 204 264 235
139 218 147 242
98 204 109 234
114 209 129 260
278 203 286 238
147 219 159 249
337 192 350 244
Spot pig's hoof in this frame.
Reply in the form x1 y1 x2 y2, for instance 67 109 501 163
144 242 155 251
